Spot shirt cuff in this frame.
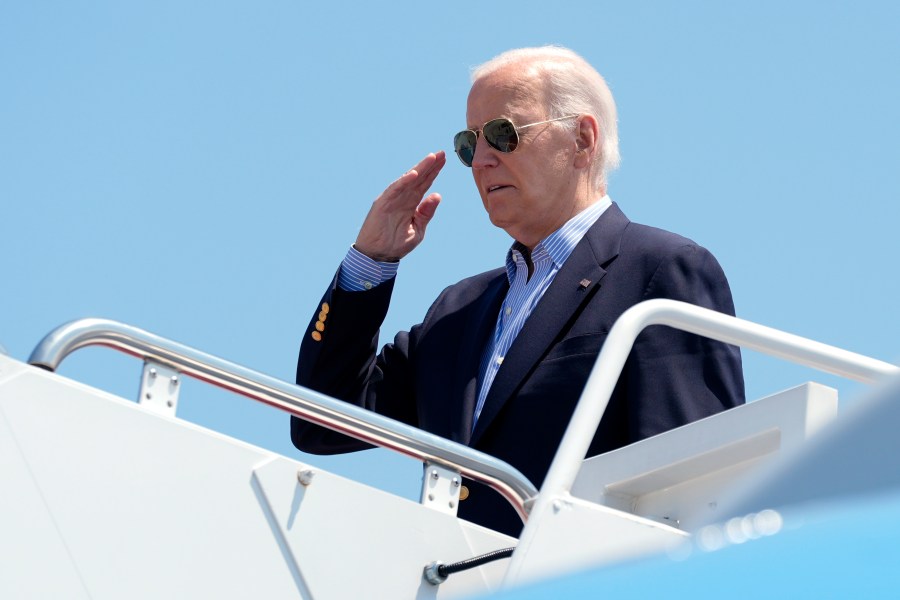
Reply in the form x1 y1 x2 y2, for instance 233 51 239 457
337 245 400 291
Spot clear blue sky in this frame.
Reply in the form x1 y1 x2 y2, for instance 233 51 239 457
2 1 898 504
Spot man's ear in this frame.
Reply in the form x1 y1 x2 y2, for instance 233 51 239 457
574 114 599 169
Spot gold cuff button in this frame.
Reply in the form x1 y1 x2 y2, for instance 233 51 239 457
315 321 325 332
318 310 328 322
321 302 330 314
311 331 322 342
459 485 469 501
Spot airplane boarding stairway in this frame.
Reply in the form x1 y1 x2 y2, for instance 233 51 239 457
1 300 897 599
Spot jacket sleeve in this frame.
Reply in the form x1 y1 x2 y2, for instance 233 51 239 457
290 271 419 454
623 243 746 442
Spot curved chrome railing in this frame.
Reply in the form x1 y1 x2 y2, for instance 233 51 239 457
28 318 539 520
540 298 900 502
506 298 900 582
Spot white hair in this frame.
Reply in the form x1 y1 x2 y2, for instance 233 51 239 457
471 46 620 189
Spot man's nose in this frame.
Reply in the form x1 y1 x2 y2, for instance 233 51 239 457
471 136 499 169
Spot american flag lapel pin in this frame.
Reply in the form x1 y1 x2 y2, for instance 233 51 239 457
578 278 591 290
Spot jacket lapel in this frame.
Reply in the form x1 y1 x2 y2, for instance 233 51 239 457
450 272 508 445
469 203 630 445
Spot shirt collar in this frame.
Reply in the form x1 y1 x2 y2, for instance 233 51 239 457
505 195 612 283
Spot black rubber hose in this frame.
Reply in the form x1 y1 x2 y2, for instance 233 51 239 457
437 546 515 578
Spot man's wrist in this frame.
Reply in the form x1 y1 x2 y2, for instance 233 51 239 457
351 244 400 263
337 245 400 291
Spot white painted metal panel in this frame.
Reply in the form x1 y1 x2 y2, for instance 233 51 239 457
570 383 838 530
253 457 515 599
502 383 839 589
502 495 687 588
718 372 900 520
0 362 302 599
0 354 516 599
0 386 91 599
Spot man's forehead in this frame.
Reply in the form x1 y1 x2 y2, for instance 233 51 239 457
466 71 545 123
471 64 543 97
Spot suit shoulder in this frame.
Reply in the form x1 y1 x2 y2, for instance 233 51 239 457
622 221 704 254
616 220 729 283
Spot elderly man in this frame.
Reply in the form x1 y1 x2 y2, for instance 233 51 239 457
291 46 745 537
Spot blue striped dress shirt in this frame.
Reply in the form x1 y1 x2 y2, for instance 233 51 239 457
472 197 611 425
337 195 613 428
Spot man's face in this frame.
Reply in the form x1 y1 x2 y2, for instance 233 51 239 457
466 64 580 249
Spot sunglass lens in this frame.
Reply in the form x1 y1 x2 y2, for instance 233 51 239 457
484 119 518 153
454 130 477 167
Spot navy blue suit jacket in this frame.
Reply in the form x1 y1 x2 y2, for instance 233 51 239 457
291 203 745 537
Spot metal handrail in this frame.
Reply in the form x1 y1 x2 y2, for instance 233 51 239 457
505 298 900 581
28 318 539 520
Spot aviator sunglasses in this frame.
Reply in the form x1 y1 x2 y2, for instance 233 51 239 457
453 114 579 167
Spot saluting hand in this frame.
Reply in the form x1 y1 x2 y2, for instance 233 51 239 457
354 151 446 261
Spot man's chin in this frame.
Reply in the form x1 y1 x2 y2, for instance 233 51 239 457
489 218 525 243
485 211 511 231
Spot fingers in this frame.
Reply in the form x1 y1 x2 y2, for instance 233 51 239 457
388 151 446 195
416 192 441 224
414 152 446 195
410 150 446 183
354 152 445 261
